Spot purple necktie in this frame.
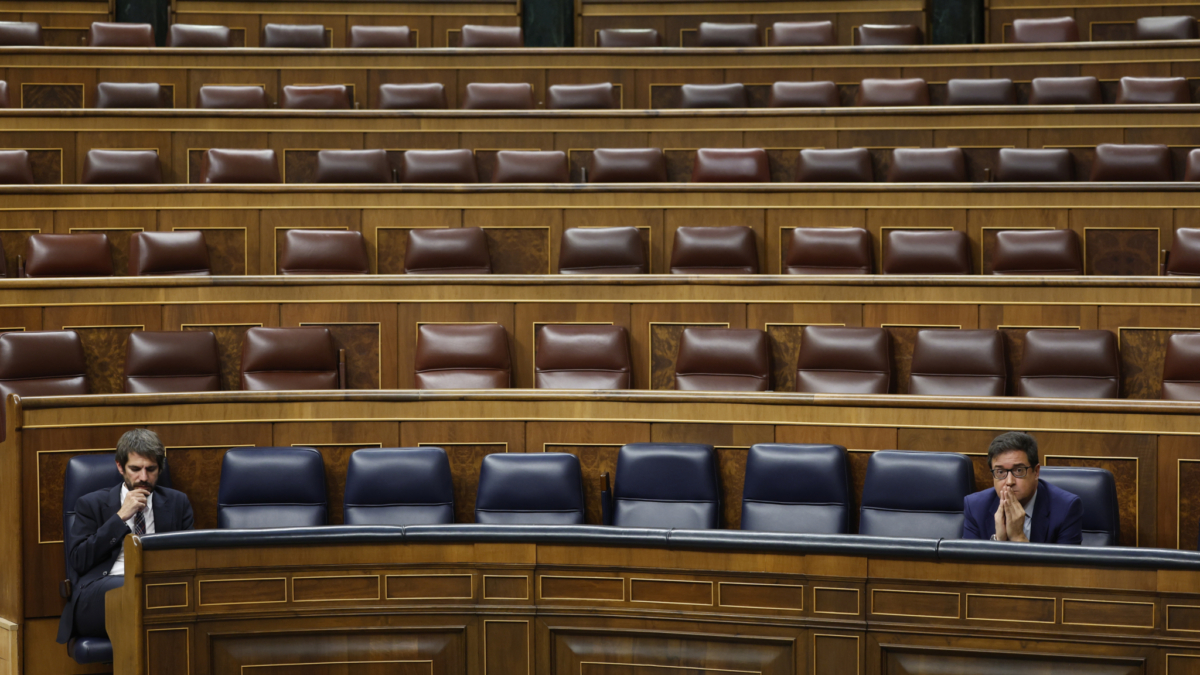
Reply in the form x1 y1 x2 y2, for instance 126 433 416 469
133 509 147 536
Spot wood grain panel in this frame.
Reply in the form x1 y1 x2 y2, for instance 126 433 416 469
630 578 712 605
718 582 803 611
283 303 397 390
871 589 959 619
199 578 286 606
814 587 860 615
146 582 188 610
1084 228 1160 276
146 627 189 675
540 576 623 602
44 305 161 394
813 634 859 675
293 575 380 602
386 574 473 600
1061 598 1154 628
965 594 1054 623
483 576 528 600
1118 327 1198 400
485 621 529 675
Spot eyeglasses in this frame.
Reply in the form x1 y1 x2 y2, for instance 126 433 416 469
991 465 1031 480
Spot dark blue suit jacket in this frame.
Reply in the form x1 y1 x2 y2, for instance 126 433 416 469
56 483 194 643
962 479 1083 545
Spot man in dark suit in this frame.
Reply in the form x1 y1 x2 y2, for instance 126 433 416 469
57 428 194 645
962 431 1083 544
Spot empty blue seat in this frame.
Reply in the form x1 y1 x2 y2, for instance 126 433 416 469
1039 466 1119 547
608 443 720 529
474 453 585 524
859 450 973 538
343 447 454 525
740 444 850 534
217 447 326 528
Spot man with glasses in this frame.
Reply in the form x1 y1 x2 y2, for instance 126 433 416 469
962 431 1083 544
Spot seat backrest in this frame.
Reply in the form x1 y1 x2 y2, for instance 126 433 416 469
197 85 270 109
785 227 873 274
856 78 929 106
691 148 769 183
459 24 522 47
200 149 281 183
343 447 454 525
1029 76 1101 105
558 226 647 274
404 227 491 274
854 24 921 45
262 23 326 48
0 149 34 185
0 330 88 438
315 149 391 183
475 453 586 524
1135 15 1197 40
1090 143 1173 181
945 78 1017 105
1017 329 1119 398
399 149 479 183
1161 332 1200 400
795 326 890 394
909 329 1006 396
414 323 511 389
95 82 163 109
596 28 660 47
461 82 534 110
129 231 211 276
547 83 617 110
536 324 631 389
24 233 112 277
794 148 872 182
768 81 840 108
696 22 760 47
588 148 667 182
0 21 43 46
613 443 720 529
674 327 769 391
1167 227 1200 275
378 83 447 110
124 330 220 393
0 81 7 108
239 327 340 390
770 21 834 46
679 83 747 109
280 84 351 110
887 147 966 182
88 22 153 46
741 444 850 534
166 23 232 47
278 229 369 275
81 149 162 184
670 226 759 274
492 150 568 183
218 447 327 528
348 25 410 48
991 229 1082 275
881 230 972 274
1011 16 1079 42
1039 466 1119 546
1116 76 1191 104
860 450 974 538
995 148 1073 182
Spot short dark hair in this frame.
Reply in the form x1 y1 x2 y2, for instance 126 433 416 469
116 428 165 470
987 431 1039 468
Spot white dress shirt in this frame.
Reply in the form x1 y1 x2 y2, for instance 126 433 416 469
110 484 155 576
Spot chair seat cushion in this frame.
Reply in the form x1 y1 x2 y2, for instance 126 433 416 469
69 637 113 664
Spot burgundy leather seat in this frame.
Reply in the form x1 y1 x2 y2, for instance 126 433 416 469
378 83 446 110
768 81 840 107
492 150 568 182
240 327 343 390
991 229 1082 275
855 24 921 45
887 148 967 182
995 148 1073 182
1116 76 1190 103
95 82 163 108
166 24 232 47
547 83 617 109
461 82 534 110
124 330 220 393
1166 228 1200 275
278 230 370 275
770 21 834 46
691 148 770 182
945 79 1017 105
348 25 411 48
1184 149 1200 181
262 23 326 48
404 227 491 273
596 28 660 47
281 84 352 109
197 86 271 109
414 323 510 388
856 78 929 106
1029 76 1101 105
795 326 890 394
909 329 1006 396
558 226 647 274
80 149 162 184
0 81 8 108
795 148 873 182
315 149 391 183
1016 329 1119 399
459 25 522 47
22 233 112 277
200 149 281 183
0 331 88 439
0 150 34 184
1161 332 1200 400
670 226 758 274
88 22 153 46
785 227 873 274
588 148 667 182
129 231 211 276
1135 15 1197 40
1011 17 1079 43
882 230 972 274
0 21 43 46
1090 143 1172 181
674 327 769 391
399 149 478 182
679 83 747 108
535 324 632 389
696 22 760 47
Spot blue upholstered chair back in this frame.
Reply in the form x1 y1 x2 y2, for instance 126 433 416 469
613 443 720 529
344 447 455 525
475 453 585 525
217 447 327 529
859 450 973 539
741 444 850 534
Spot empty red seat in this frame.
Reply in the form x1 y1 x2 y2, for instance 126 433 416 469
262 23 325 48
990 229 1082 275
679 83 746 108
770 21 834 46
200 149 281 183
887 148 966 182
0 81 8 108
400 149 478 183
696 22 760 46
0 150 34 184
558 226 647 274
281 84 351 109
1166 228 1200 275
768 81 839 107
315 149 392 183
795 148 873 182
1090 143 1172 181
596 28 660 47
1162 332 1200 400
535 324 631 389
1016 329 1119 399
995 148 1073 182
795 326 890 394
1116 76 1190 103
674 327 769 391
945 78 1017 105
414 323 510 388
124 330 220 393
378 83 446 110
1030 76 1101 105
670 226 758 274
691 148 769 182
166 24 232 47
129 231 211 276
785 227 872 274
88 22 153 46
882 230 972 274
22 233 112 277
0 331 88 437
547 83 617 109
404 227 491 273
459 25 522 47
81 149 162 184
1189 150 1200 181
588 148 667 182
1135 15 1197 40
855 24 921 45
278 229 369 274
1011 17 1079 43
197 85 270 109
492 150 568 183
856 78 929 106
461 82 534 110
909 329 1006 396
95 82 163 108
348 25 410 48
0 21 43 46
240 327 343 390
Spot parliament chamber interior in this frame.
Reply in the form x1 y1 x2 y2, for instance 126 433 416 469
6 0 1200 672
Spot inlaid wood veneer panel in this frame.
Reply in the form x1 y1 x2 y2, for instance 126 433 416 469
483 575 528 600
485 620 529 675
813 634 859 675
145 582 188 609
199 578 286 606
146 627 189 675
1169 604 1200 632
630 578 713 605
293 575 381 602
1061 598 1154 628
386 574 473 600
718 582 803 611
540 575 623 601
872 589 960 619
965 594 1054 623
814 587 860 615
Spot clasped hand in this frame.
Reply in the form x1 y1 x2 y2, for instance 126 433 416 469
117 487 150 522
993 484 1028 542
